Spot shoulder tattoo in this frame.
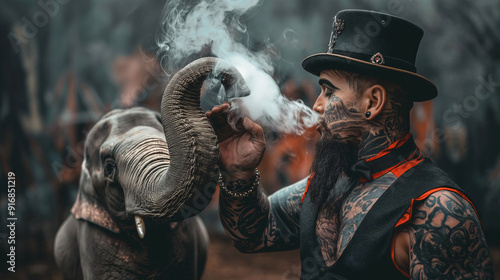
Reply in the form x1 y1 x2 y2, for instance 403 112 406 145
407 190 493 279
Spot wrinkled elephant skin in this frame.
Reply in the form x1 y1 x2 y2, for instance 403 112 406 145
54 108 209 280
54 58 249 279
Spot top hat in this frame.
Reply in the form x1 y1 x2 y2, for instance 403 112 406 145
302 9 437 102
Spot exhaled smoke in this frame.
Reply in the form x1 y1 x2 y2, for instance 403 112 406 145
156 0 319 135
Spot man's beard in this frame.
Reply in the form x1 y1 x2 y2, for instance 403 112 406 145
308 132 360 210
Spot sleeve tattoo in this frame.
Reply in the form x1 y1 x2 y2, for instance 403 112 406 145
219 177 307 253
407 190 493 279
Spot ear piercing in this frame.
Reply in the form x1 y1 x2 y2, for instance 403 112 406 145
365 111 371 118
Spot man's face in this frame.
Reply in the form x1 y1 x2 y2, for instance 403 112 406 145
313 70 366 142
308 70 367 207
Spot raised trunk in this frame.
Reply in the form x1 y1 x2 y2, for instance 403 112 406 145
152 57 249 220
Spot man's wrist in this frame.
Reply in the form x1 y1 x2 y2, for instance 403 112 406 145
219 169 260 198
226 169 257 182
220 165 258 182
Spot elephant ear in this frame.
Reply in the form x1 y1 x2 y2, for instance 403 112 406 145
71 166 121 233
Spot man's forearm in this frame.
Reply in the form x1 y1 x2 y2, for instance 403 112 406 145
219 178 270 252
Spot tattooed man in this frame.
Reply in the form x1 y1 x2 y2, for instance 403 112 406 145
207 10 493 279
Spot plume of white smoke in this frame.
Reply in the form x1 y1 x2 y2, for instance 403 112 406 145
156 0 319 135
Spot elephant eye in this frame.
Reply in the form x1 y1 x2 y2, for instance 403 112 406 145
104 158 116 179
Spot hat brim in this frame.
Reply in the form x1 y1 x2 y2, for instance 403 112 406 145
302 53 437 102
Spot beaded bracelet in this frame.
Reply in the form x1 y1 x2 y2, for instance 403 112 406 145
218 169 260 198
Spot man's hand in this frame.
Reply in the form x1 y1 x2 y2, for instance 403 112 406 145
206 102 266 181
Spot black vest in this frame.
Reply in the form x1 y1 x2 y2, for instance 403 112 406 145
299 159 467 280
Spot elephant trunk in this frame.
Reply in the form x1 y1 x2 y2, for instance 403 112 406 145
153 57 249 220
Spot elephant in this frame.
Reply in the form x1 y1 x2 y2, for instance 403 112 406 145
54 57 249 279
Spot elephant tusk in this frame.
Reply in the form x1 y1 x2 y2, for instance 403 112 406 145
134 215 146 239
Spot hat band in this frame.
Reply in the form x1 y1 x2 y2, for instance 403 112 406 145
331 50 417 72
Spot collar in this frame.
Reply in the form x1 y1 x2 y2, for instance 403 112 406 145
351 133 418 182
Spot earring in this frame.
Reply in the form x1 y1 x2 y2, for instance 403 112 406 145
365 111 371 118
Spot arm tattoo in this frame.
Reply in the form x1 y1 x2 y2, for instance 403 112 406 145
219 177 307 253
407 190 493 279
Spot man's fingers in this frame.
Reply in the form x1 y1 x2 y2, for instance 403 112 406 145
219 102 230 111
242 117 264 141
206 104 228 127
206 103 238 143
210 102 230 115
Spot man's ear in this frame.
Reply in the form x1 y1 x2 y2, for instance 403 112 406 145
362 84 387 120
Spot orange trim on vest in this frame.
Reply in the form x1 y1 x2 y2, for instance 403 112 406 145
366 133 411 162
394 187 479 229
301 174 314 203
390 153 424 178
391 235 411 278
390 187 481 278
359 149 423 183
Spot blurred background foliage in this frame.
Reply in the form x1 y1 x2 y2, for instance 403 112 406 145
1 0 499 279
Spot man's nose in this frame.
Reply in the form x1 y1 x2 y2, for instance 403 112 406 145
313 95 326 115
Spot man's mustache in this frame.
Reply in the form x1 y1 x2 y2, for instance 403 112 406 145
317 118 328 134
317 119 339 139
